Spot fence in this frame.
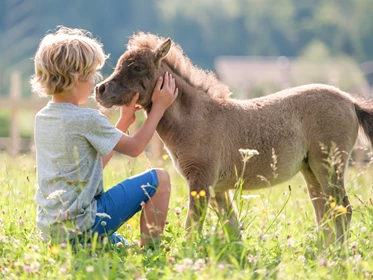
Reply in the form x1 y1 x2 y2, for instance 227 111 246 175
0 71 165 160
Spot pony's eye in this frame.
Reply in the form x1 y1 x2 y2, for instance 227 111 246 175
134 65 142 72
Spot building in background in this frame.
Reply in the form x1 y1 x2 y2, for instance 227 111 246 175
215 55 371 99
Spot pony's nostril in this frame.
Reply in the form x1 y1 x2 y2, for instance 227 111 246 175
98 84 106 95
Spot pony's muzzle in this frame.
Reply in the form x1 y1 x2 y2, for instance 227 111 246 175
96 83 106 95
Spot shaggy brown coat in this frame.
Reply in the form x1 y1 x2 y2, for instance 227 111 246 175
95 33 373 243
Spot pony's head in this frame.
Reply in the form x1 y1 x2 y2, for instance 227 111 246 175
95 37 171 109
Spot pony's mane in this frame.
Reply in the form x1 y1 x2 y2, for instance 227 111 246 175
127 32 231 99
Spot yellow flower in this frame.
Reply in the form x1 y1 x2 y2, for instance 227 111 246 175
50 246 59 255
127 218 138 227
337 205 347 214
191 191 197 197
162 154 169 160
261 208 267 215
199 190 206 197
329 196 334 201
330 201 336 209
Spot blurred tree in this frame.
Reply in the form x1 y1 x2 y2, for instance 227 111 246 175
1 0 373 96
292 40 369 95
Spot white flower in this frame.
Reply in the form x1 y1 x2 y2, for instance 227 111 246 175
47 190 66 200
239 149 259 162
86 266 94 273
242 194 260 200
96 213 111 219
174 207 181 216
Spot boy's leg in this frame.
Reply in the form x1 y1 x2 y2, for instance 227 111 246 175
91 169 159 241
140 169 171 246
91 168 171 246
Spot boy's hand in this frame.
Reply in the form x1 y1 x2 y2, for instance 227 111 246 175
119 93 142 126
151 72 178 113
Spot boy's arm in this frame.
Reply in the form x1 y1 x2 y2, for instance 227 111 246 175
102 93 141 168
113 72 178 157
103 72 178 167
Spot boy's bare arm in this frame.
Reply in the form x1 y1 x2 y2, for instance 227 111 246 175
102 93 141 168
113 72 178 157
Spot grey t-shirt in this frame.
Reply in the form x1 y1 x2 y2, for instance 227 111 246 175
34 102 122 242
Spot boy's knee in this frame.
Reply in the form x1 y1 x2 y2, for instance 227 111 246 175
154 168 170 192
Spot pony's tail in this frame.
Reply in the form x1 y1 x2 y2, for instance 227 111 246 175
355 100 373 146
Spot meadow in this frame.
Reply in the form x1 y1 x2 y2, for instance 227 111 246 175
1 151 373 279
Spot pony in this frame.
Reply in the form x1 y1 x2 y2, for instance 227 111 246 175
95 32 373 243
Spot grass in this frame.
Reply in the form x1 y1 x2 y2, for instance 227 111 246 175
1 152 373 279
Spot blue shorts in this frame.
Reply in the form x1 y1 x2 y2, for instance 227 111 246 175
90 169 158 244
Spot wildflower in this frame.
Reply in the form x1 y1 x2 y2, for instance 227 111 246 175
199 190 206 197
1 267 9 275
86 266 94 273
329 196 334 201
162 154 169 160
288 238 295 247
30 262 40 273
239 148 259 162
101 221 107 227
96 212 111 219
50 245 59 255
174 207 181 216
127 218 138 227
337 205 347 214
175 258 194 272
19 219 24 227
248 254 256 263
23 265 33 273
351 241 358 249
28 244 40 252
47 190 66 200
361 226 367 233
298 255 306 263
260 234 268 242
242 194 260 200
190 190 197 197
167 256 175 263
330 201 336 209
192 258 206 271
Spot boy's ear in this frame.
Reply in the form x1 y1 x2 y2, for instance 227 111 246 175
155 38 171 62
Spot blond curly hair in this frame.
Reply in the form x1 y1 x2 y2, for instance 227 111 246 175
30 26 108 96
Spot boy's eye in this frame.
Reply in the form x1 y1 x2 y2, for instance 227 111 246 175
134 65 142 72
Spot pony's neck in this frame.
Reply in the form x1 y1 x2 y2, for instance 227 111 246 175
146 62 211 114
145 63 212 140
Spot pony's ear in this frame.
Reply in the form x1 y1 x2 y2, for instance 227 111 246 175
155 38 171 62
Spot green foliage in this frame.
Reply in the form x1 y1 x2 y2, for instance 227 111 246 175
2 0 373 96
1 153 373 279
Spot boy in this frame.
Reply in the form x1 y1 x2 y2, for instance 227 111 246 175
30 26 178 246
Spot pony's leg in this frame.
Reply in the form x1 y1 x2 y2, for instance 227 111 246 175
308 153 352 243
185 182 212 234
210 191 240 237
301 165 330 239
